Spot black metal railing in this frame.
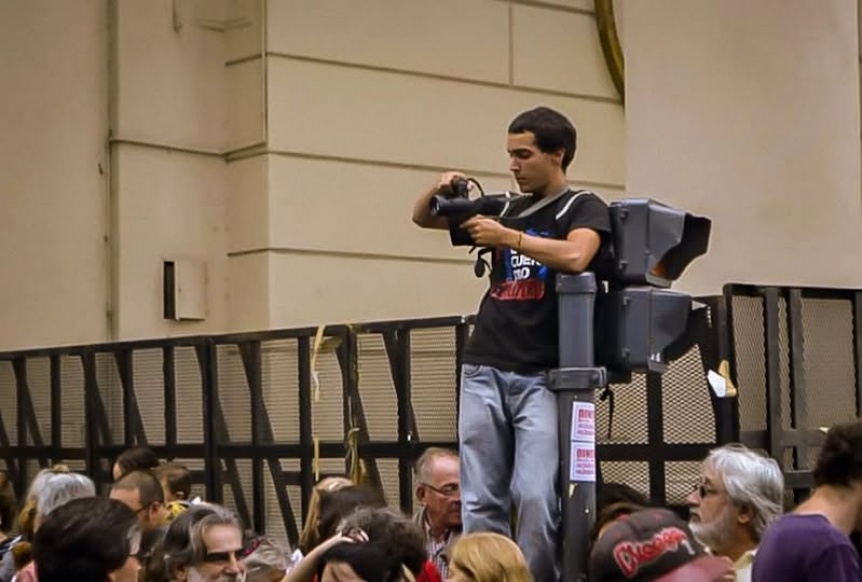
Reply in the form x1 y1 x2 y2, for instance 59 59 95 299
0 303 733 542
725 284 862 498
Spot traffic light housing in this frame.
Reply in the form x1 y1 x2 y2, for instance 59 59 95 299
594 199 712 374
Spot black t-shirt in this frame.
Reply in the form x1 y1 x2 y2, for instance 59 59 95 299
463 189 611 373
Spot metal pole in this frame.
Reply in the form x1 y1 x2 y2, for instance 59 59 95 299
548 273 607 582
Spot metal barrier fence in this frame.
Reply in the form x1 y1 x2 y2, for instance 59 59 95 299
726 284 862 497
0 302 733 543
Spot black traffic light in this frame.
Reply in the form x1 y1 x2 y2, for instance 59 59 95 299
608 198 711 288
595 199 712 373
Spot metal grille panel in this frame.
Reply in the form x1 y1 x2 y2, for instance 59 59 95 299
410 328 458 441
26 358 51 445
665 461 701 505
60 356 85 448
221 458 253 529
277 458 303 542
597 375 648 444
778 298 791 432
662 346 715 444
312 341 345 442
217 345 250 442
600 461 649 500
0 362 16 447
134 349 165 444
175 347 203 443
95 352 121 445
261 340 300 443
730 296 767 432
801 299 857 427
357 334 397 441
375 458 398 508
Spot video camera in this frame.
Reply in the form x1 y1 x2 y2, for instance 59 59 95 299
429 177 523 247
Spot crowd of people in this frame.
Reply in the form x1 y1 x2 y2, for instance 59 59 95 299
2 423 862 581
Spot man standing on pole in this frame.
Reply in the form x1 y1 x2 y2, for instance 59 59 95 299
412 106 611 582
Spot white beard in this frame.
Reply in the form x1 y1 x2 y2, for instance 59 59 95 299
690 503 737 556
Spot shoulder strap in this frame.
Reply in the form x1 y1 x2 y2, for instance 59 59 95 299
513 188 589 220
553 189 591 221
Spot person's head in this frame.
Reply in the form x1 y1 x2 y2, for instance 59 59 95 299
113 446 160 481
0 472 17 535
158 462 193 502
414 447 461 532
813 420 862 528
33 472 96 531
589 502 645 551
317 538 405 582
589 508 734 582
33 496 141 582
685 444 784 557
317 485 385 542
110 470 167 532
448 532 533 582
507 106 577 195
243 536 287 582
299 475 353 553
340 507 428 576
17 464 72 540
164 503 246 581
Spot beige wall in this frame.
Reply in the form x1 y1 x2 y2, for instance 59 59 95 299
624 0 862 296
0 1 109 349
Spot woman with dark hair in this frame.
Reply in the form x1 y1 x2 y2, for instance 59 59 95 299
113 446 160 481
316 486 385 541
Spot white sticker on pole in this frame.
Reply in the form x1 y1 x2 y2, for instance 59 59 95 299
571 402 596 442
570 441 596 482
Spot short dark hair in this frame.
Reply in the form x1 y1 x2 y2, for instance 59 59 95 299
813 420 862 487
341 507 428 575
112 470 165 506
33 497 136 582
317 539 403 582
115 447 160 479
157 462 192 500
508 106 577 171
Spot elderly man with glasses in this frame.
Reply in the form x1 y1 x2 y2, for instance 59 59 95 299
685 444 784 582
413 448 462 579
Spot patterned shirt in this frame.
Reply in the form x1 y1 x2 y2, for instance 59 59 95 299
423 517 455 579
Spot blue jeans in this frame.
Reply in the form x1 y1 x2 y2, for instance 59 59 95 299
459 363 560 582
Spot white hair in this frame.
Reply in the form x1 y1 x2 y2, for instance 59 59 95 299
36 473 96 518
704 444 784 540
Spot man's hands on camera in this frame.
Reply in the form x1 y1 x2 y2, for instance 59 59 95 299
437 171 468 193
461 215 519 249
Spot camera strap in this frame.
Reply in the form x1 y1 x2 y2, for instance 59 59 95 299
512 188 587 220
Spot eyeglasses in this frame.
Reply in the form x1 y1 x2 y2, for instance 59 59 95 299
693 483 721 499
203 549 245 564
422 482 460 497
129 503 152 516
